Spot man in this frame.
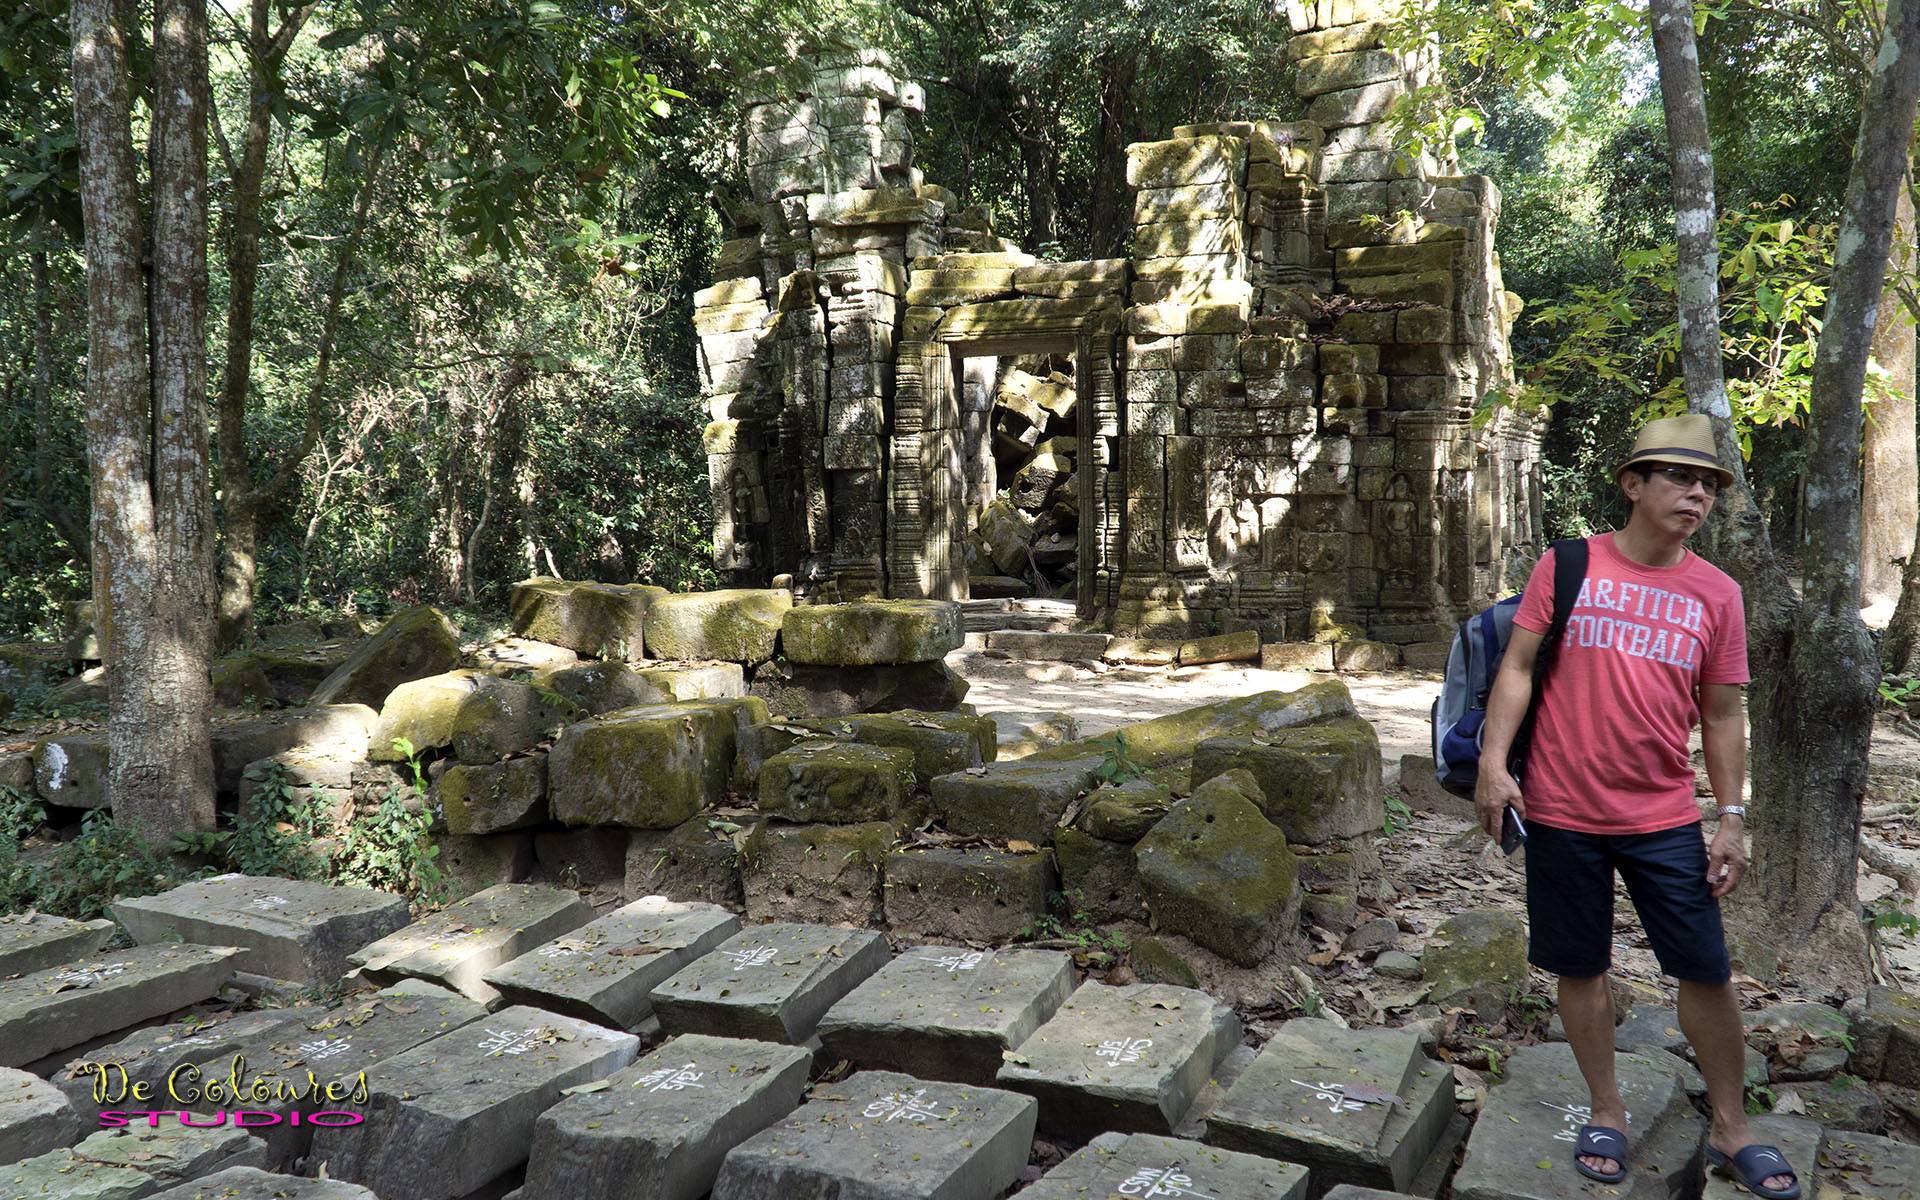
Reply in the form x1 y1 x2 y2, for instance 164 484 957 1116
1474 414 1798 1200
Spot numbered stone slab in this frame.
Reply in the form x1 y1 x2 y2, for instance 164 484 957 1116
309 1005 638 1200
1205 1019 1451 1194
1 1122 265 1200
114 874 410 986
817 946 1075 1085
347 882 593 1003
142 1165 379 1199
0 944 239 1069
1818 1129 1920 1197
0 913 114 978
650 923 890 1044
483 896 740 1030
1450 1042 1700 1200
53 1005 324 1119
1 1066 83 1164
518 1034 812 1200
713 1070 1037 1200
997 982 1241 1138
1021 1132 1308 1200
1702 1114 1820 1200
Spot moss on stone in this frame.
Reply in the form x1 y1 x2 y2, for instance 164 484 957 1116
1422 907 1528 1022
757 742 916 823
1078 779 1175 842
437 756 548 835
643 589 792 664
547 702 735 828
1129 936 1200 988
1026 680 1358 771
369 671 484 762
1133 769 1299 966
780 600 964 666
1192 716 1383 846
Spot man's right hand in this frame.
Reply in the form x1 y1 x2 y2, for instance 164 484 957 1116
1475 762 1522 840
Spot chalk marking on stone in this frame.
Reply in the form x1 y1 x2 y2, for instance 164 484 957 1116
295 1037 352 1061
918 950 985 971
1097 1037 1154 1064
632 1061 706 1093
720 946 778 968
862 1087 950 1124
1290 1078 1370 1114
537 942 583 958
1538 1099 1631 1143
249 896 291 911
476 1026 548 1057
54 962 130 988
1118 1166 1215 1200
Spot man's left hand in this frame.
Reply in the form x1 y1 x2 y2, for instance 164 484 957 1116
1707 823 1748 898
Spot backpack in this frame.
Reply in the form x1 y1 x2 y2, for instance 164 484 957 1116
1431 538 1589 798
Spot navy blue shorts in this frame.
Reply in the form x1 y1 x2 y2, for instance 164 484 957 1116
1523 820 1731 984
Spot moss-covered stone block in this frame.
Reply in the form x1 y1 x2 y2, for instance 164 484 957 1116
1026 680 1357 771
626 817 746 909
548 701 741 828
213 704 376 795
468 636 579 675
1294 848 1357 892
932 755 1105 845
1078 779 1176 842
369 670 484 762
632 662 747 700
508 577 666 659
536 661 675 715
1191 715 1383 844
308 605 462 710
988 711 1080 760
532 826 631 888
435 831 535 899
436 755 547 835
1130 937 1200 988
1302 889 1360 934
785 710 996 784
1134 769 1299 966
751 660 970 718
781 600 964 665
1422 908 1528 1022
739 819 892 925
643 589 791 664
1053 828 1145 924
758 743 917 823
33 732 109 809
883 846 1053 941
448 676 581 765
1849 986 1920 1085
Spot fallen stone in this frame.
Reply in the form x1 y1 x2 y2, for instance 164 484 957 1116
1261 643 1334 671
366 669 484 760
883 847 1053 941
1128 939 1201 989
0 1066 83 1164
532 827 630 888
986 630 1112 660
634 661 749 700
755 660 970 718
1021 1131 1308 1200
757 743 916 823
1748 1000 1850 1082
1178 631 1261 665
1333 641 1400 672
517 1034 812 1200
745 711 994 788
114 875 409 987
308 1005 639 1200
536 661 674 714
1775 1073 1880 1130
32 732 108 808
1812 1128 1920 1198
996 982 1240 1138
0 913 115 978
1206 1019 1453 1194
817 947 1075 1085
437 831 536 898
141 1167 379 1198
1845 985 1920 1085
212 705 376 795
1450 1041 1700 1200
983 711 1079 760
1054 830 1146 925
1135 771 1300 967
1104 638 1180 666
0 945 239 1069
447 675 580 764
1191 716 1384 845
308 606 462 709
51 1006 324 1121
712 1070 1036 1200
625 821 744 910
509 578 666 659
470 637 579 675
1025 681 1356 772
932 756 1103 844
437 755 548 834
347 883 594 1004
781 601 963 665
739 820 892 926
483 896 740 1030
650 924 891 1043
1421 908 1527 1022
644 590 791 664
1 1123 266 1200
548 700 747 828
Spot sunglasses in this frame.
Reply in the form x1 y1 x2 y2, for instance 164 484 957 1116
1649 465 1721 496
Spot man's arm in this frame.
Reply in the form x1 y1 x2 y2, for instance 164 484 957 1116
1474 625 1546 839
1700 681 1748 898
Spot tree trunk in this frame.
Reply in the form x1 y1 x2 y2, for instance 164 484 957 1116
1861 181 1917 605
71 0 217 839
1008 80 1060 250
1087 51 1140 259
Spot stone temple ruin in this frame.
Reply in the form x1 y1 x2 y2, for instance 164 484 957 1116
696 1 1543 644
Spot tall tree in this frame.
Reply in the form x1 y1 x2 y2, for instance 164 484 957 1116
70 0 217 837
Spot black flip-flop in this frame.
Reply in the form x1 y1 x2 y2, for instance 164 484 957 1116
1574 1124 1628 1184
1706 1143 1801 1200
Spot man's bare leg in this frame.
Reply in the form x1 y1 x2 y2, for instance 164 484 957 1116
1679 978 1793 1193
1560 973 1627 1178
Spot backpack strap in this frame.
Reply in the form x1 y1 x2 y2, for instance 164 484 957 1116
1509 537 1590 784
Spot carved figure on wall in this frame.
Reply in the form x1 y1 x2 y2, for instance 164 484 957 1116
1381 472 1417 594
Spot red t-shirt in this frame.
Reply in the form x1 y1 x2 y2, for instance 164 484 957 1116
1512 532 1748 834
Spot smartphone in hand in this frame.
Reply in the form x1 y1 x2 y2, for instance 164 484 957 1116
1500 806 1527 856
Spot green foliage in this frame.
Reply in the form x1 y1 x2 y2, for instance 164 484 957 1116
1878 675 1920 711
1868 897 1920 939
0 785 45 841
1382 792 1413 838
1020 889 1130 967
170 763 326 880
332 789 450 903
1093 732 1147 786
5 809 182 920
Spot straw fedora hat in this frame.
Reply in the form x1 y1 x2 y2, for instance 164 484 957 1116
1615 413 1736 490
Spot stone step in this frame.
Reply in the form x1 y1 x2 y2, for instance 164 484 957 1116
0 944 239 1069
1022 1131 1310 1200
962 612 1083 633
1814 1128 1920 1195
2 1122 265 1200
0 913 115 978
309 1004 639 1200
114 873 410 987
347 881 594 1004
483 896 740 1030
1701 1114 1820 1200
1449 1041 1701 1200
514 1034 812 1200
816 946 1075 1085
985 630 1112 659
51 1003 327 1120
996 981 1241 1139
0 1066 83 1166
142 1166 379 1198
1204 1018 1452 1195
712 1069 1037 1200
650 923 890 1044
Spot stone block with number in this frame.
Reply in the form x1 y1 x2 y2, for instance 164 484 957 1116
651 924 892 1044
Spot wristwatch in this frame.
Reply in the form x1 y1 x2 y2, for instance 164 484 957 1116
1717 805 1747 819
